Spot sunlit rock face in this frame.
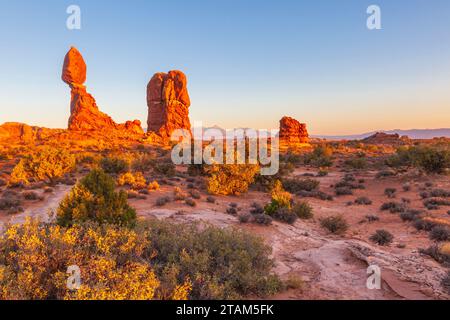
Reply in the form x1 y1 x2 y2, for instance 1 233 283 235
279 116 309 144
147 70 191 139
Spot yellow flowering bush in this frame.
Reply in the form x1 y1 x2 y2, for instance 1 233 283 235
147 180 160 191
0 218 190 300
117 172 147 190
9 146 75 185
206 163 260 195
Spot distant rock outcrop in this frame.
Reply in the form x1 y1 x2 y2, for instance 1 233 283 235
0 122 62 143
362 132 411 145
279 116 309 144
62 47 143 134
147 71 191 138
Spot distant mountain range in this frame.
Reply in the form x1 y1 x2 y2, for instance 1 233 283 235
188 126 450 141
312 129 450 140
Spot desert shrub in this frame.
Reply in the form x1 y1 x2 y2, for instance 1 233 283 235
420 245 450 267
131 154 156 172
384 188 397 198
185 198 197 207
365 215 380 222
271 207 298 225
226 207 238 215
283 178 319 193
154 161 176 177
0 178 6 187
292 201 314 220
317 170 328 177
370 230 394 246
9 147 75 185
0 191 22 211
344 157 367 170
304 144 333 167
206 164 259 196
297 190 333 201
173 187 187 201
156 196 171 207
430 189 450 198
57 169 137 228
375 170 396 179
320 215 349 235
250 202 265 215
100 157 129 175
206 196 216 204
400 210 422 222
355 197 372 205
387 146 450 174
254 214 273 226
413 218 436 231
284 274 304 290
189 190 201 200
402 183 411 192
239 214 252 223
0 219 190 300
140 219 282 299
148 180 160 191
117 172 147 190
22 191 42 201
429 226 450 242
380 202 405 213
423 198 450 210
335 186 353 196
264 180 292 215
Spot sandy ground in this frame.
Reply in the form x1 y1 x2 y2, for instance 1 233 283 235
1 167 449 300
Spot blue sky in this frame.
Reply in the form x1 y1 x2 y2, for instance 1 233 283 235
0 0 449 134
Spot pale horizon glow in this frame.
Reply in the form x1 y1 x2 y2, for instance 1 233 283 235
0 0 449 135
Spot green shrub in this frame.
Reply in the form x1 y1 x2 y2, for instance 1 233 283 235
304 145 333 167
387 146 450 174
254 214 273 226
355 197 372 205
292 201 314 219
344 157 367 170
370 230 394 246
429 226 450 242
320 215 349 235
380 201 405 213
154 161 176 176
57 169 137 228
100 157 129 174
140 220 282 299
384 188 397 198
283 178 319 193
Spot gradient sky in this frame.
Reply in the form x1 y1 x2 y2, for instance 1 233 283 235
0 0 449 135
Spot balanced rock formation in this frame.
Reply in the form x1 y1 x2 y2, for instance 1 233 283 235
62 47 143 134
147 71 191 138
279 116 309 144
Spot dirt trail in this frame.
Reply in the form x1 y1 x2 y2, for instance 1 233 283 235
0 185 72 232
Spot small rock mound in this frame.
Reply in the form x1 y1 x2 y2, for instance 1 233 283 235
362 132 411 145
279 116 309 144
0 122 61 143
147 71 191 138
